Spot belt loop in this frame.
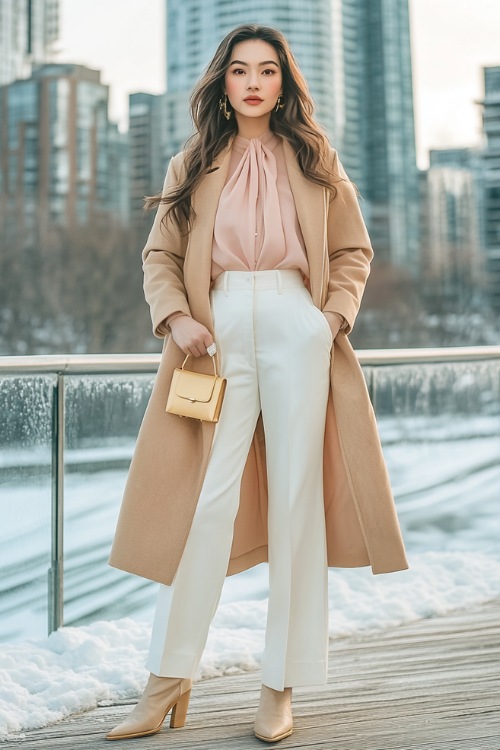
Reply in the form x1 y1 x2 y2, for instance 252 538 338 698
224 272 229 297
276 269 282 294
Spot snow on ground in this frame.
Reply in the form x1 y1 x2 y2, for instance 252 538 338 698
1 409 499 740
1 550 500 740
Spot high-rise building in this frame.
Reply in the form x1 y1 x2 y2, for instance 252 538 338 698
164 0 334 158
333 0 419 274
330 0 365 188
107 122 131 227
129 92 167 225
478 65 500 312
423 151 484 304
163 0 418 274
0 63 129 245
429 148 486 253
0 0 59 85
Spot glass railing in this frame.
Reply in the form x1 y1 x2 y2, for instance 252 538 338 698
1 347 499 642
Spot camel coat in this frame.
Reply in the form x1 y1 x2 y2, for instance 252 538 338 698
108 136 409 585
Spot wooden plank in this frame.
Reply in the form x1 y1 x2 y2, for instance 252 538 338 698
4 600 500 749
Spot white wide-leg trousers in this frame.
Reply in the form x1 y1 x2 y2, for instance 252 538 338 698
147 269 332 690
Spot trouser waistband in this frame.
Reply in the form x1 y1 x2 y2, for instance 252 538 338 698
212 269 306 293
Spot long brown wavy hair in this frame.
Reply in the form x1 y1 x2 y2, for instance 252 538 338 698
146 24 348 233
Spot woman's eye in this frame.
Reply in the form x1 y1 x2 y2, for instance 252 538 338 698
263 69 276 75
232 68 245 75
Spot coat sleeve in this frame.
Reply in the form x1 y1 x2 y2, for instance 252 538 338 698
321 148 374 335
142 153 192 338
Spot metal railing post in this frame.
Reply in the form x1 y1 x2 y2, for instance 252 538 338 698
48 372 65 634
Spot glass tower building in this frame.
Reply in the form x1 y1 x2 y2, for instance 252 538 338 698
0 0 59 85
164 0 334 155
0 64 129 245
332 0 419 273
425 151 484 303
479 66 500 312
163 0 418 272
129 92 167 225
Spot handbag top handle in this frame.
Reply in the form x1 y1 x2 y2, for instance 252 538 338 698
181 352 219 377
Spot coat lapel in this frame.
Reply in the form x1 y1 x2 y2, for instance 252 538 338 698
185 135 328 345
184 140 234 338
282 140 327 307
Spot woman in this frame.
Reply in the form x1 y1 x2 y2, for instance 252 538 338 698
107 23 408 744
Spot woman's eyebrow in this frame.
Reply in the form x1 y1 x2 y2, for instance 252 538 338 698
229 60 280 67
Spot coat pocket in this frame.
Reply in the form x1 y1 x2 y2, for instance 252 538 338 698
312 304 334 347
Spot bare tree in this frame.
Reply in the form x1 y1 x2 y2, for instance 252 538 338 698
0 216 156 355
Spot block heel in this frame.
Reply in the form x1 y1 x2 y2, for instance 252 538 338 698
170 687 191 728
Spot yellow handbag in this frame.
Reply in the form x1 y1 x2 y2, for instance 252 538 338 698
166 347 227 422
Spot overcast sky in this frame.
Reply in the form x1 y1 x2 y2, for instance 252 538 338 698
56 0 499 168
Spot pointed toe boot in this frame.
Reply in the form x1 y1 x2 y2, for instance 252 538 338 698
105 674 192 740
254 684 293 743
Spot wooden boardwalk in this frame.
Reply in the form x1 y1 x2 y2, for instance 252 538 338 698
5 600 500 749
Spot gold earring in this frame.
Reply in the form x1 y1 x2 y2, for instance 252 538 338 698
275 94 285 112
219 93 232 120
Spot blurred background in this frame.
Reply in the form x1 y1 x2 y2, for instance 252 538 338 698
0 2 499 661
1 0 499 354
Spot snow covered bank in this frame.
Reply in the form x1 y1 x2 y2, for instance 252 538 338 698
1 550 500 741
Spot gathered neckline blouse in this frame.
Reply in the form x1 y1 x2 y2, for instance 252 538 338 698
210 128 309 282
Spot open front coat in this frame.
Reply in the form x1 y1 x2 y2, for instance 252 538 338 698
108 136 409 585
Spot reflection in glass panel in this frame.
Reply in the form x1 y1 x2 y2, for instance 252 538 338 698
63 374 155 627
1 359 499 643
0 375 54 642
370 360 500 556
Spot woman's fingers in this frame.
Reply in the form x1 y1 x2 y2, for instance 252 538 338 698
202 332 215 352
191 343 207 358
170 316 214 357
189 332 214 357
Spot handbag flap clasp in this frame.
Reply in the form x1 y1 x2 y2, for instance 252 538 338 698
174 370 218 403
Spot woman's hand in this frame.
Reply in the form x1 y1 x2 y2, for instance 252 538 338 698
169 315 215 357
323 311 345 340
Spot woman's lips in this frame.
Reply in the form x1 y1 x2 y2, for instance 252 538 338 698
244 97 263 105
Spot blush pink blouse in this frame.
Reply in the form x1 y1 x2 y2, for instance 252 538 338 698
210 128 309 283
164 130 347 333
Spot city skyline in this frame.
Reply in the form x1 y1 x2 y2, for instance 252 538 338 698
53 0 500 168
156 0 419 271
165 0 336 148
1 1 497 352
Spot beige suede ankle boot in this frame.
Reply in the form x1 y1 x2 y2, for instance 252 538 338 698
254 684 293 743
105 674 192 740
